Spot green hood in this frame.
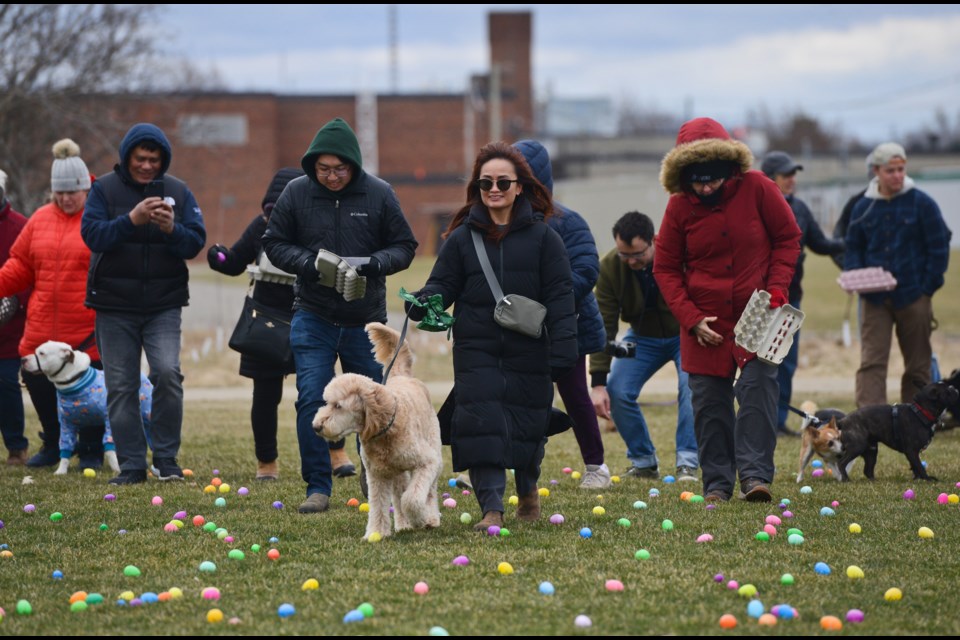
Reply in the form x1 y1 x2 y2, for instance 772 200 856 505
300 117 363 184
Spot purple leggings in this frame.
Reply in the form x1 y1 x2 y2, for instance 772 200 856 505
556 354 604 466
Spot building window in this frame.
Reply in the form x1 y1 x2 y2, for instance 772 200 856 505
178 114 248 147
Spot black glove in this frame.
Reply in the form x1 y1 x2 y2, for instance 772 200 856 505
404 289 428 321
0 295 20 327
206 244 229 269
299 257 320 282
356 256 382 278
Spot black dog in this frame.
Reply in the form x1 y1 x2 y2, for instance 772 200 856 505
943 368 960 428
836 381 960 482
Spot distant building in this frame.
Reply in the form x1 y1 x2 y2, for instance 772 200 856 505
542 97 617 137
75 12 534 256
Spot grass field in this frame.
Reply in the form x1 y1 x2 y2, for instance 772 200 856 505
1 251 958 635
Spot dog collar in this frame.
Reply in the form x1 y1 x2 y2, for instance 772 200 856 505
59 368 97 395
368 400 399 441
912 402 937 423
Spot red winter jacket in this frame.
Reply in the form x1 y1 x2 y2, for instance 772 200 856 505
0 201 99 359
0 201 29 359
654 118 800 377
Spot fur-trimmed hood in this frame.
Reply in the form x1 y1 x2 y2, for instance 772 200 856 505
659 117 754 194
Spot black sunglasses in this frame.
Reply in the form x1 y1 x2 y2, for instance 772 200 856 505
476 178 519 192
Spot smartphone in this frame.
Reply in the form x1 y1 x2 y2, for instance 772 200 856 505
143 179 164 200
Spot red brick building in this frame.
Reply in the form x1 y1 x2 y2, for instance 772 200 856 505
84 11 533 256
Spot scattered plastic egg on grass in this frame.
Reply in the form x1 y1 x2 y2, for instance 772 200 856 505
0 550 12 559
949 494 959 504
800 486 812 495
937 492 949 504
497 562 513 576
163 522 178 533
617 518 632 528
448 478 458 488
23 504 35 513
714 573 724 583
451 555 470 566
815 562 831 575
486 525 501 537
782 510 794 518
787 533 804 545
831 500 840 507
738 584 757 598
579 527 593 539
846 565 864 579
846 609 865 623
635 549 651 561
358 603 374 618
214 498 226 508
592 506 606 516
611 475 621 483
206 609 223 623
104 494 116 502
758 613 778 626
649 488 660 498
696 533 713 543
755 531 771 542
269 536 280 544
237 487 249 496
83 468 96 478
726 580 739 590
918 527 935 539
508 496 519 506
661 519 674 531
358 503 370 513
53 570 64 580
772 604 797 620
538 487 550 497
49 512 63 522
367 532 382 543
151 496 163 506
202 587 220 601
267 549 281 561
765 515 782 526
718 613 737 629
571 471 581 480
848 522 862 534
820 507 835 517
605 579 624 592
228 550 245 561
539 581 555 595
346 498 360 508
218 483 230 494
811 469 824 478
780 573 795 585
903 489 915 500
302 578 319 591
746 600 765 618
460 513 473 524
277 603 295 618
574 614 592 628
272 501 283 509
549 513 564 525
885 587 903 602
633 500 647 510
123 565 141 577
343 609 364 623
199 561 216 573
428 626 449 636
663 475 676 484
820 615 843 630
442 498 457 509
562 467 573 474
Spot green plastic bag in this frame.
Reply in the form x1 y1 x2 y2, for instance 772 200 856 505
399 287 455 333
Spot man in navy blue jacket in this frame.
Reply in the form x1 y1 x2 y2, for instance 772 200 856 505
81 123 206 485
845 142 951 407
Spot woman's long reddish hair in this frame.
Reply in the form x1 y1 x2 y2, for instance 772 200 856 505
442 141 554 242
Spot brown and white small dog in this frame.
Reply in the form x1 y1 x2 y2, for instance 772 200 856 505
796 401 847 483
313 322 442 540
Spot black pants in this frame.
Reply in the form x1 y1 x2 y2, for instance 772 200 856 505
251 376 341 463
469 439 545 514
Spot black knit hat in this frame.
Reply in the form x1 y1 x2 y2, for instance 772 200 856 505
261 167 304 210
681 160 736 184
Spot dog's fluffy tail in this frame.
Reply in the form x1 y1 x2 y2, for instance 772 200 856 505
365 322 413 378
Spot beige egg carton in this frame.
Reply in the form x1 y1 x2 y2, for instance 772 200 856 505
246 251 296 285
733 289 805 365
314 250 366 302
837 267 897 294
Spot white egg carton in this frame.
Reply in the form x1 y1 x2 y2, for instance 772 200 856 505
837 267 897 294
314 249 366 302
733 289 805 365
246 250 296 285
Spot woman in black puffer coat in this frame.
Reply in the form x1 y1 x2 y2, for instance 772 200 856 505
207 167 302 480
409 142 577 531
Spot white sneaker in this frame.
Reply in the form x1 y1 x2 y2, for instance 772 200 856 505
676 465 698 482
580 463 612 489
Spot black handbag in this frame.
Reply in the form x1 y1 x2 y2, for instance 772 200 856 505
228 295 294 367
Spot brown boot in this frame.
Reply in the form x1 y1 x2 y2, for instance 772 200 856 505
516 488 541 522
473 510 504 532
6 449 29 466
256 459 278 481
329 447 356 477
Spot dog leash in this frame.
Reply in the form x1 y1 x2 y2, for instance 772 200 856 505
381 308 412 384
786 403 821 426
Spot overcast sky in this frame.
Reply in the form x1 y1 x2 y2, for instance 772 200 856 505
161 4 960 144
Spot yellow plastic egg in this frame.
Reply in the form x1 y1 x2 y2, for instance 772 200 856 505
497 562 514 575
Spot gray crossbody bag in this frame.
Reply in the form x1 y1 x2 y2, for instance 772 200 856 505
471 229 546 339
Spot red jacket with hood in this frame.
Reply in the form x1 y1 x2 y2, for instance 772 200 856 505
0 200 99 359
654 118 800 377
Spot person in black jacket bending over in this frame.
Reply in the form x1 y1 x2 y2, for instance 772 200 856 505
207 167 303 481
760 151 844 436
262 118 418 514
408 141 577 531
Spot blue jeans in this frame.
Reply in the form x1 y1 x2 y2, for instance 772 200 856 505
290 310 381 497
607 331 698 469
0 358 26 452
96 309 184 471
776 293 802 428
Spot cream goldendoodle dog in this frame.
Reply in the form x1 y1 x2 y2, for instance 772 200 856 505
313 322 442 540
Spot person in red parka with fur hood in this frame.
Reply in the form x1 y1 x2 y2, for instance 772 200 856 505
0 139 103 469
654 118 800 503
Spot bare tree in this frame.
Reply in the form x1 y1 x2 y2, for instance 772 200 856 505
0 4 217 213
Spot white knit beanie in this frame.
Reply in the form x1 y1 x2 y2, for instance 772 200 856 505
868 142 907 167
51 139 92 192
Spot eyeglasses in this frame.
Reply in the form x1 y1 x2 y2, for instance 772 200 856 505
616 244 651 260
316 165 350 179
476 178 519 192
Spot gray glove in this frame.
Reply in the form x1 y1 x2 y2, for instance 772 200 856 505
0 296 20 327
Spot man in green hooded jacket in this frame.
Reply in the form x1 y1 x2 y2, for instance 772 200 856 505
262 117 418 513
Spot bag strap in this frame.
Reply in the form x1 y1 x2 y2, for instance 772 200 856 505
471 229 505 304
